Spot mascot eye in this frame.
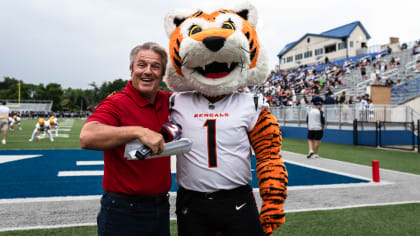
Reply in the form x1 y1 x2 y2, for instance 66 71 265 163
189 25 202 36
222 21 235 30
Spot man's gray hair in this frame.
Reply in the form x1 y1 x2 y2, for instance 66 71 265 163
129 42 168 76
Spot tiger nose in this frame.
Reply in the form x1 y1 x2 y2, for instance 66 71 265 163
203 36 225 52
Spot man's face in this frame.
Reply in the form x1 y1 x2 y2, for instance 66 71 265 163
131 49 163 102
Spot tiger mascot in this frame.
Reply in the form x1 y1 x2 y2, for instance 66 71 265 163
164 3 287 236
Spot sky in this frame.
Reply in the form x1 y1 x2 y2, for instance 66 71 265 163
1 0 419 89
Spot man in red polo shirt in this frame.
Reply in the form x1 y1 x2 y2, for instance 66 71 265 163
80 42 172 236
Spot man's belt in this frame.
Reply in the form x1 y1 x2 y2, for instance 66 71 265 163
178 185 251 200
104 191 169 204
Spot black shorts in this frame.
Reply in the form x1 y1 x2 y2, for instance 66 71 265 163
308 130 323 140
176 185 265 236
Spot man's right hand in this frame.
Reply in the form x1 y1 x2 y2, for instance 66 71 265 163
137 128 165 155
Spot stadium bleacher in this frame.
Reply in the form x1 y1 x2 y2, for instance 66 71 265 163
250 39 420 108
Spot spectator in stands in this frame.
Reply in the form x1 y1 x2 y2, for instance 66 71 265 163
306 98 325 159
387 46 392 55
324 91 335 105
338 91 346 104
368 99 375 121
360 65 367 80
310 90 322 105
0 101 9 144
348 96 355 105
359 94 369 121
300 95 309 106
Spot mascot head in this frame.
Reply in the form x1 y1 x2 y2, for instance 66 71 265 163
164 2 269 97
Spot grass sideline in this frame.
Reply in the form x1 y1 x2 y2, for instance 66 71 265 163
1 203 419 236
1 119 419 235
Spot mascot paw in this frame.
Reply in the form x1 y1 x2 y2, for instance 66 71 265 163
260 200 285 235
261 223 280 236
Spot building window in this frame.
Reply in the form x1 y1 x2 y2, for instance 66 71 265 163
286 56 293 63
315 48 323 56
280 58 285 64
304 51 312 58
350 41 354 48
295 53 303 60
325 44 337 54
338 42 347 50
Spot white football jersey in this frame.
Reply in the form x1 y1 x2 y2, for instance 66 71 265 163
49 118 58 126
170 92 265 192
36 122 50 131
11 117 21 125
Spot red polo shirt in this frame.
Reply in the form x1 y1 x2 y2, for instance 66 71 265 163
87 81 172 195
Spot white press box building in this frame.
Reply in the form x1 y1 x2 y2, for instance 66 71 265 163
277 21 371 70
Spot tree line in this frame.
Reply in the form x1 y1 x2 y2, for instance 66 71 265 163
0 77 169 112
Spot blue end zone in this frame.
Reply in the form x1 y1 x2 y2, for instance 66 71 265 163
0 150 368 199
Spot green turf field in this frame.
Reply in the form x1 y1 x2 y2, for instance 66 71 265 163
0 119 84 150
1 119 419 235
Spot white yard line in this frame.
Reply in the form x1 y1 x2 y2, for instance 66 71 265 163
57 171 103 176
76 161 104 166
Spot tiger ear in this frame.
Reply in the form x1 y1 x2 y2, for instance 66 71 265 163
232 2 258 28
164 9 191 37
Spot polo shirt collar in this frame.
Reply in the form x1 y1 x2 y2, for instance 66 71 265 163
124 81 164 108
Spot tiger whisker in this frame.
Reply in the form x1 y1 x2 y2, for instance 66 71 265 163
240 46 250 54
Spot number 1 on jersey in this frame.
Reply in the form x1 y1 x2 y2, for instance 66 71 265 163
204 119 217 168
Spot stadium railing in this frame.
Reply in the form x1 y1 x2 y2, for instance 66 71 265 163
270 104 420 129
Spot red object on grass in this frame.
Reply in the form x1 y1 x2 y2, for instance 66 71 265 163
372 160 380 182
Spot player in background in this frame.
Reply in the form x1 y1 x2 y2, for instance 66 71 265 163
49 115 58 136
0 101 9 144
8 117 13 127
10 115 22 131
29 118 54 142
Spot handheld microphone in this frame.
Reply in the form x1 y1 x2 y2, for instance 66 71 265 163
135 121 182 160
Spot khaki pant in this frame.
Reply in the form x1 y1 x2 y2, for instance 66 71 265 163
0 119 8 131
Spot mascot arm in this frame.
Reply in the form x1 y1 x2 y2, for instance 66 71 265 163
248 110 288 236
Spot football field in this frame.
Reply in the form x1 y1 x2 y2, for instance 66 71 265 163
0 119 419 235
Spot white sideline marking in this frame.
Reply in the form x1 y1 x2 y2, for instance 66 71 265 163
0 195 101 204
0 193 177 204
0 155 42 164
58 171 103 176
76 161 104 166
285 200 420 213
0 223 97 232
285 159 373 181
